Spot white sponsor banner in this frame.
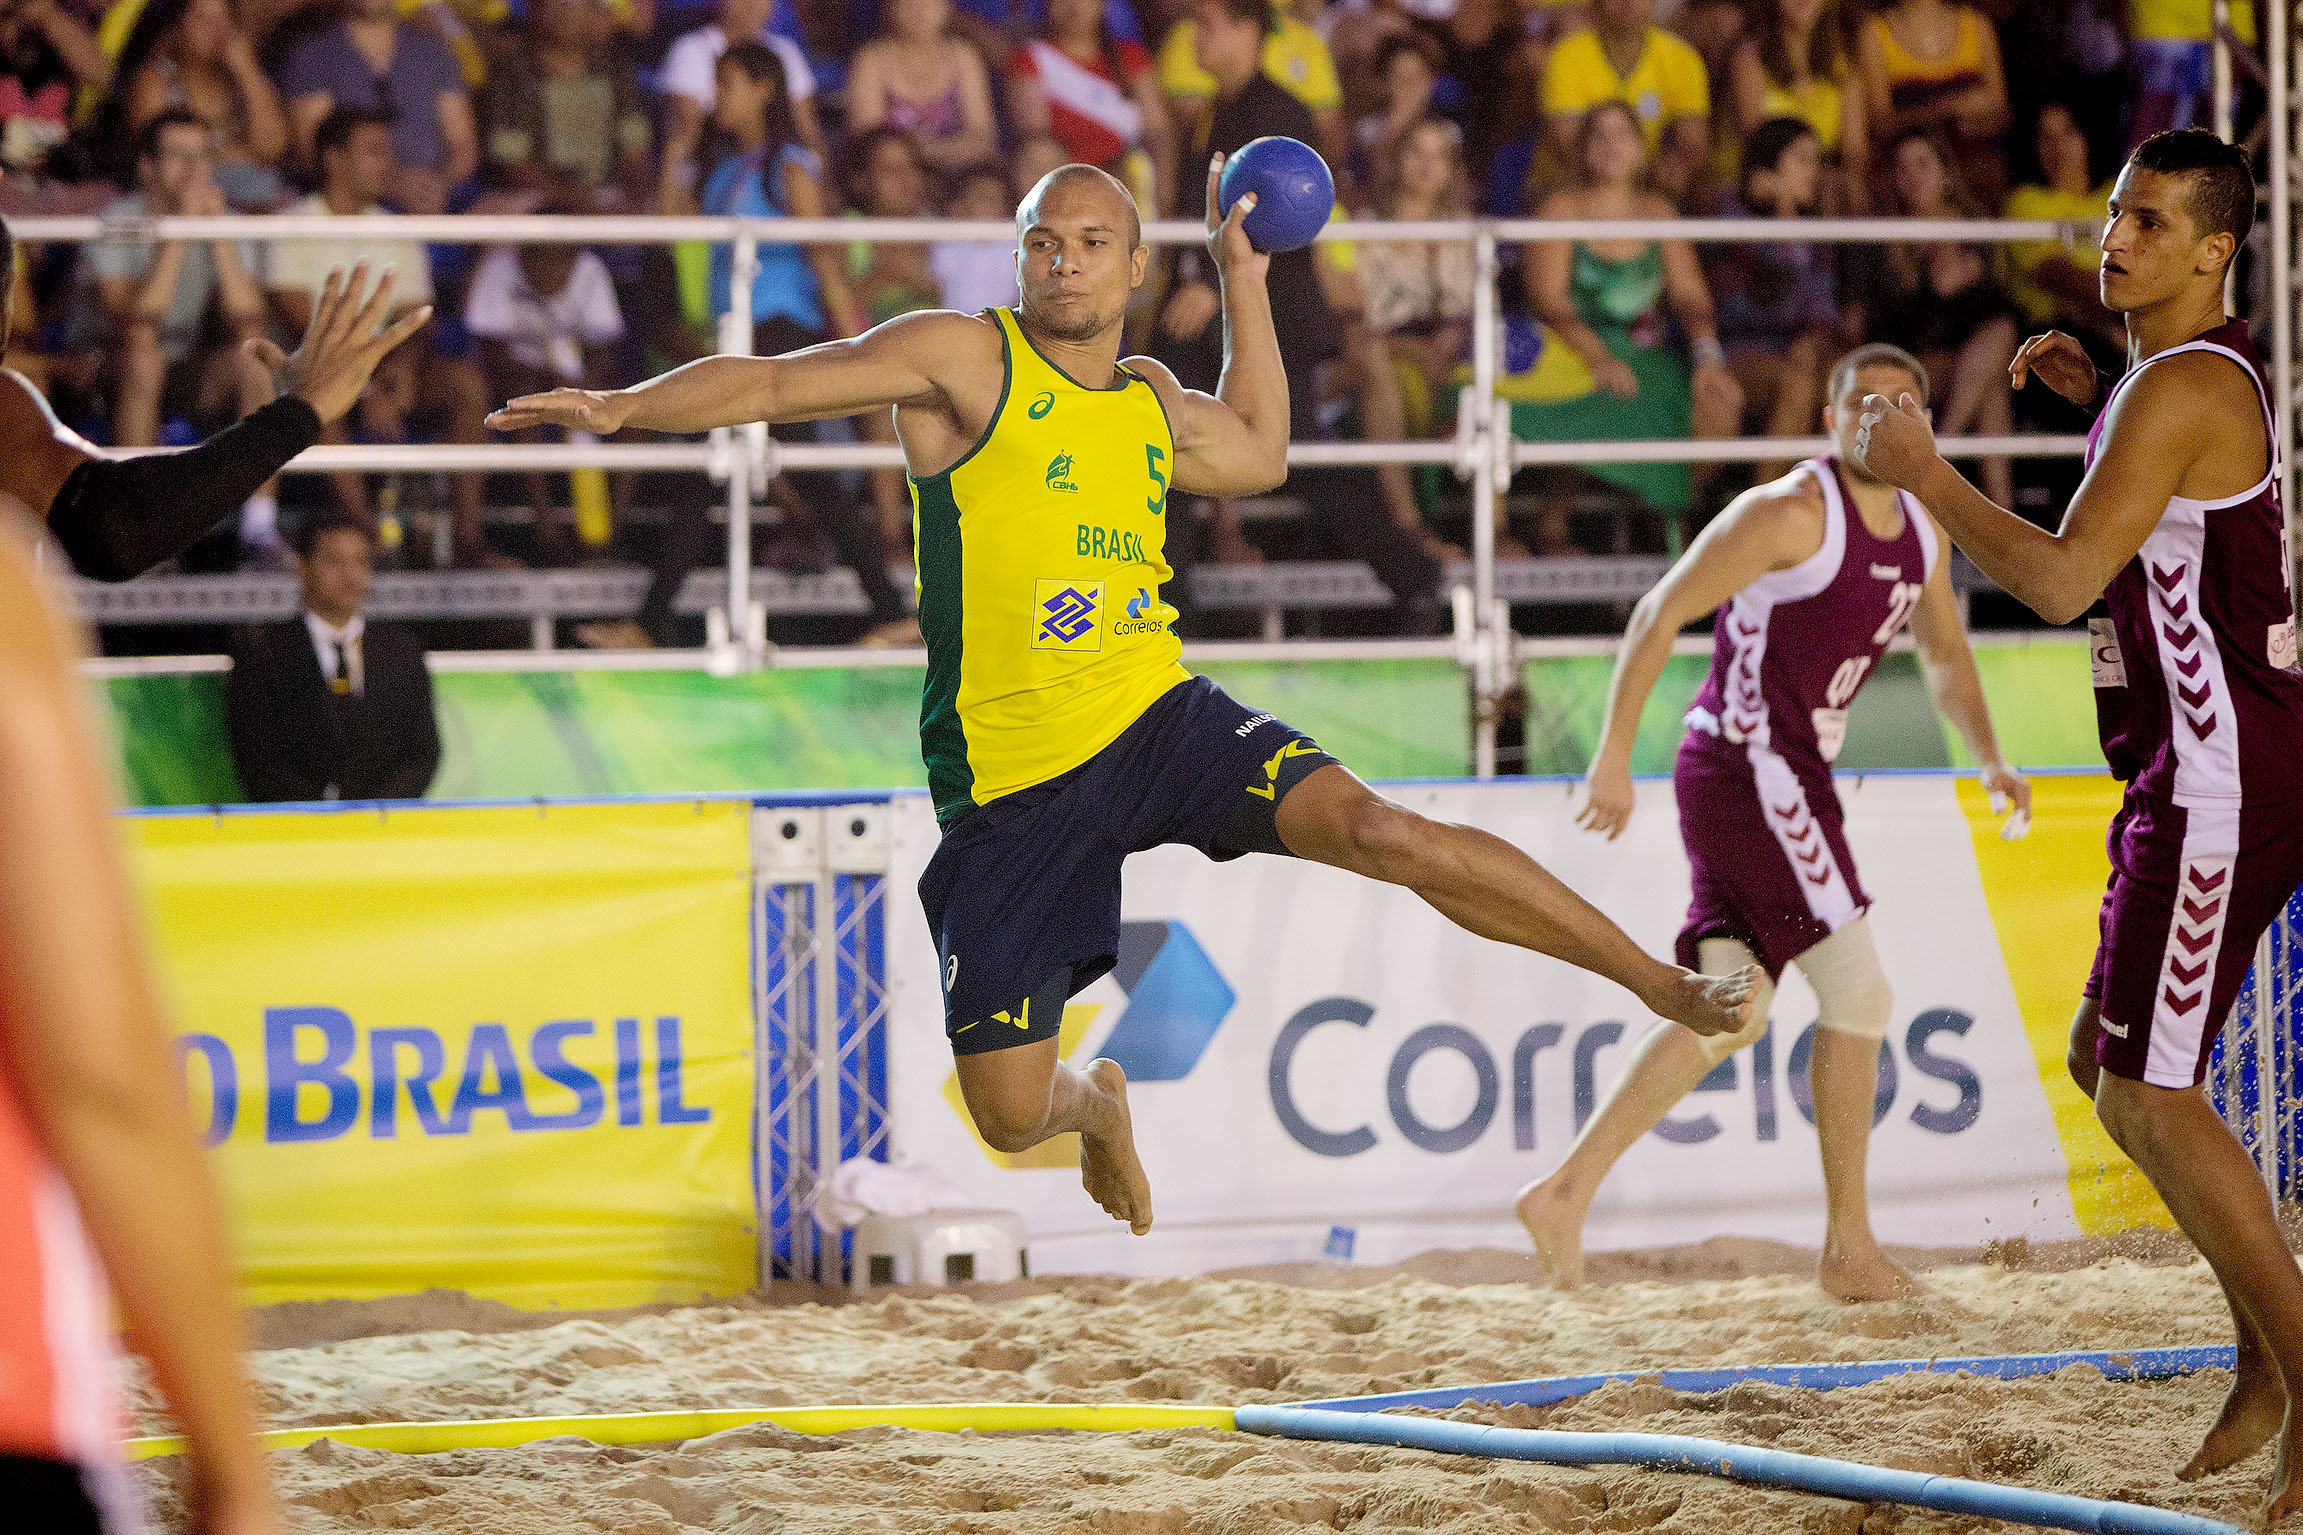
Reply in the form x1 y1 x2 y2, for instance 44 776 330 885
886 777 2079 1276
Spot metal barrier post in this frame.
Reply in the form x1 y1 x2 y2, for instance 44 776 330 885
753 805 827 1282
2272 0 2295 603
1470 226 1500 780
718 228 762 668
2214 0 2234 142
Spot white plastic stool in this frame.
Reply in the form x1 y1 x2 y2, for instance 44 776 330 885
850 1209 1028 1290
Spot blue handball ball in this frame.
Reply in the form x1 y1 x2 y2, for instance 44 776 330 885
1218 136 1335 254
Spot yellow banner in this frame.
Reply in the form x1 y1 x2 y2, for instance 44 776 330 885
131 801 757 1309
1959 775 2172 1234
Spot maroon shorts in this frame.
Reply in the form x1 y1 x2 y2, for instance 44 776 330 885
1673 735 1871 979
2086 790 2303 1088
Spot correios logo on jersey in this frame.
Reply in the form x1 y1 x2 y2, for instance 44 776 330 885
1114 586 1167 637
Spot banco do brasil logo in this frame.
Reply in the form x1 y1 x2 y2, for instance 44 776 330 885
1040 584 1098 643
1045 451 1080 492
1028 391 1056 419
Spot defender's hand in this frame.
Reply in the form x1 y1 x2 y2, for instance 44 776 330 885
2010 329 2099 406
1576 760 1635 841
487 386 634 435
1852 391 1938 492
243 260 432 428
1981 761 2033 841
1205 153 1269 285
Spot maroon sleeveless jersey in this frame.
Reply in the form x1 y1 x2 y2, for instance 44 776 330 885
2086 320 2303 808
1685 456 1938 787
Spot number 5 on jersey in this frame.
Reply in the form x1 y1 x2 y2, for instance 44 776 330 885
1146 444 1168 515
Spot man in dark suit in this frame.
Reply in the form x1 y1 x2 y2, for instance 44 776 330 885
227 512 440 801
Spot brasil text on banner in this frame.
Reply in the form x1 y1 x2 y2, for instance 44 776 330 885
886 774 2167 1277
132 801 756 1309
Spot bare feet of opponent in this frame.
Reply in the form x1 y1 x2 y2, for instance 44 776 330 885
1078 1058 1153 1235
1817 1236 1926 1303
2265 1415 2303 1528
1514 1176 1590 1290
2179 1349 2287 1486
1660 964 1764 1038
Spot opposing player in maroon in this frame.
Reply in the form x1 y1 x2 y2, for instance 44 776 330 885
1520 344 2030 1301
1857 130 2303 1521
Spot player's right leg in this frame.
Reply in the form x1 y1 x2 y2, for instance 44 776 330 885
1517 937 1774 1288
1797 918 1917 1302
2082 794 2303 1519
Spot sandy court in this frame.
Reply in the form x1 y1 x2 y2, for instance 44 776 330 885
128 1237 2282 1533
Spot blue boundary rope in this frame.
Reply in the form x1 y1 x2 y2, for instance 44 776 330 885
1233 1406 2242 1535
1294 1344 2238 1413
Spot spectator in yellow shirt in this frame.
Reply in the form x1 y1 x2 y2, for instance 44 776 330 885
1159 0 1345 188
2000 100 2117 349
1541 0 1710 203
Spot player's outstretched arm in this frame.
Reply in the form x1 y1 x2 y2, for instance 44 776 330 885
1906 537 2031 833
0 516 276 1535
486 309 984 437
1124 155 1289 498
8 260 430 581
1852 364 2214 624
1578 476 1820 839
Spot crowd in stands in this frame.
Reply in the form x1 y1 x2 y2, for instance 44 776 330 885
0 0 2266 634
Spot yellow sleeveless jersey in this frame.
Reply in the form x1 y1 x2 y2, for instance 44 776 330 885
913 307 1188 822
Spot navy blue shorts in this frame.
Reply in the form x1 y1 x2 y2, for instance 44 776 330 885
919 676 1334 1054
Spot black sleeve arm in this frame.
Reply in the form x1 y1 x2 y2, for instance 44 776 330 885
47 396 323 582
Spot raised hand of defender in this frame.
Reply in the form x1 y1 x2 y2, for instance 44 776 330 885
487 385 633 435
1204 153 1269 285
1576 758 1635 841
1981 760 2033 841
1852 391 1937 493
2010 330 2099 406
245 259 432 427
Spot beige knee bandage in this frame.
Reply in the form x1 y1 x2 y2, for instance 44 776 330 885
1793 916 1893 1041
1694 936 1775 1064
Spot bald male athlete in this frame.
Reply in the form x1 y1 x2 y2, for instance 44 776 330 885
1856 130 2303 1520
491 157 1759 1234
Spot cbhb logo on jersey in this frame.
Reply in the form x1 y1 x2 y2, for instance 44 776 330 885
1045 451 1080 492
943 921 1234 1166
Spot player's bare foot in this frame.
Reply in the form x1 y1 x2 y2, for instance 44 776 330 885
1654 964 1762 1038
1078 1058 1153 1235
1515 1176 1589 1289
2265 1413 2303 1527
2180 1362 2286 1481
1817 1237 1926 1303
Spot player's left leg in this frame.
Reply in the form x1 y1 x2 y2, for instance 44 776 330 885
1793 919 1920 1302
1270 763 1760 1037
1518 937 1775 1288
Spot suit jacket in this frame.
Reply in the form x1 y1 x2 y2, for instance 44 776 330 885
227 617 441 802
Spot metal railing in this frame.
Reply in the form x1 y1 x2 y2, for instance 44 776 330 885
24 202 2292 775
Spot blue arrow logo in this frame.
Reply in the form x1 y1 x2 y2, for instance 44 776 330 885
1095 921 1235 1082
